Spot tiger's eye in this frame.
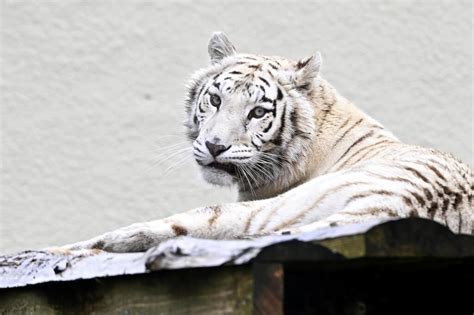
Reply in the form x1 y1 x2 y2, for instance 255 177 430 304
249 107 268 119
210 94 221 108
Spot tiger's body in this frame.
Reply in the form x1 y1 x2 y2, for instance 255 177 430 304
62 32 473 252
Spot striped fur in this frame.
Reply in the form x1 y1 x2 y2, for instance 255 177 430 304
60 32 473 253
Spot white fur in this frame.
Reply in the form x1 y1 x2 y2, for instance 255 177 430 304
59 33 473 253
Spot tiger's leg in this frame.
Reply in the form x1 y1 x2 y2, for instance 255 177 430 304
78 167 412 252
56 163 450 252
56 171 347 252
59 199 271 252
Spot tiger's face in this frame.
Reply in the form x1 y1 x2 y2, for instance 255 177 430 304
189 60 287 187
185 32 320 193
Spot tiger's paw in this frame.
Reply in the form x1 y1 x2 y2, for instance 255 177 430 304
45 246 103 256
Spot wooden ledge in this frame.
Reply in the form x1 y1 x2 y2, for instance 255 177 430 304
1 218 473 314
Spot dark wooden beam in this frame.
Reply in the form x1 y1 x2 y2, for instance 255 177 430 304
253 263 284 315
0 266 253 314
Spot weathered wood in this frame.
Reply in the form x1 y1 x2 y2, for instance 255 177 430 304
1 218 473 314
0 266 253 315
317 217 474 258
0 218 387 289
253 263 284 315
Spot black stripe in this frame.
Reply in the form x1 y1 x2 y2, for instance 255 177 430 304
213 82 220 89
364 171 421 188
410 191 426 207
269 63 279 70
271 103 286 146
402 166 430 184
344 190 396 207
423 188 433 201
341 207 398 218
229 71 242 75
277 87 283 100
196 84 207 102
352 140 393 163
332 118 364 149
427 202 438 219
425 163 447 181
334 130 375 166
403 196 413 207
442 198 450 212
316 105 332 134
260 95 272 103
271 100 277 116
337 118 351 131
263 121 273 133
367 124 384 130
288 109 297 140
293 131 311 141
198 101 205 113
259 77 270 87
338 140 394 169
453 193 463 209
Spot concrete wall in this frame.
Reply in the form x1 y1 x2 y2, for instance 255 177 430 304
1 0 471 254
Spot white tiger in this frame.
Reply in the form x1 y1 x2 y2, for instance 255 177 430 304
60 32 473 253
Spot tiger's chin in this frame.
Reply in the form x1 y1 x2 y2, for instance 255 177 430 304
200 164 237 187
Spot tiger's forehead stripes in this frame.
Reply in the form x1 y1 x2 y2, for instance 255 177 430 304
211 63 283 99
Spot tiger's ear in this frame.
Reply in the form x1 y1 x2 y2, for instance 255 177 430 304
294 52 322 91
208 32 237 64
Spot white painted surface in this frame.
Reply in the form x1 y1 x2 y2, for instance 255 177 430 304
1 0 471 254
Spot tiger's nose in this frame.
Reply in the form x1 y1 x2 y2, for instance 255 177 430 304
205 141 231 157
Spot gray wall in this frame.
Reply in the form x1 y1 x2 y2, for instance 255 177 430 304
1 0 472 254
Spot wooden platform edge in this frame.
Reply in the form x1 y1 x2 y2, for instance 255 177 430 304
1 218 473 289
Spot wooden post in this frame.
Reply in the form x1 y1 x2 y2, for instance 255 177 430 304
253 263 284 315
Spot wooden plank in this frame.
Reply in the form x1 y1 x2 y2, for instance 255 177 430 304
1 218 388 289
0 265 253 315
316 218 474 259
255 240 345 263
253 263 284 315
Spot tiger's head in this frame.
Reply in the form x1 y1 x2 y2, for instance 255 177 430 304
185 32 321 198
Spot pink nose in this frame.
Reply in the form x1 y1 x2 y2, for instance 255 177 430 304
205 141 231 157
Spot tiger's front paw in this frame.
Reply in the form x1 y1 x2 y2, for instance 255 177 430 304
45 246 103 256
48 221 174 253
46 246 74 256
75 226 169 253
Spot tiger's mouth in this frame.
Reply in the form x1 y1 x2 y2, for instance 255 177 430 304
207 162 238 176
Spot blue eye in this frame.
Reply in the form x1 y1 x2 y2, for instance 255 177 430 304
248 107 268 119
210 94 221 108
